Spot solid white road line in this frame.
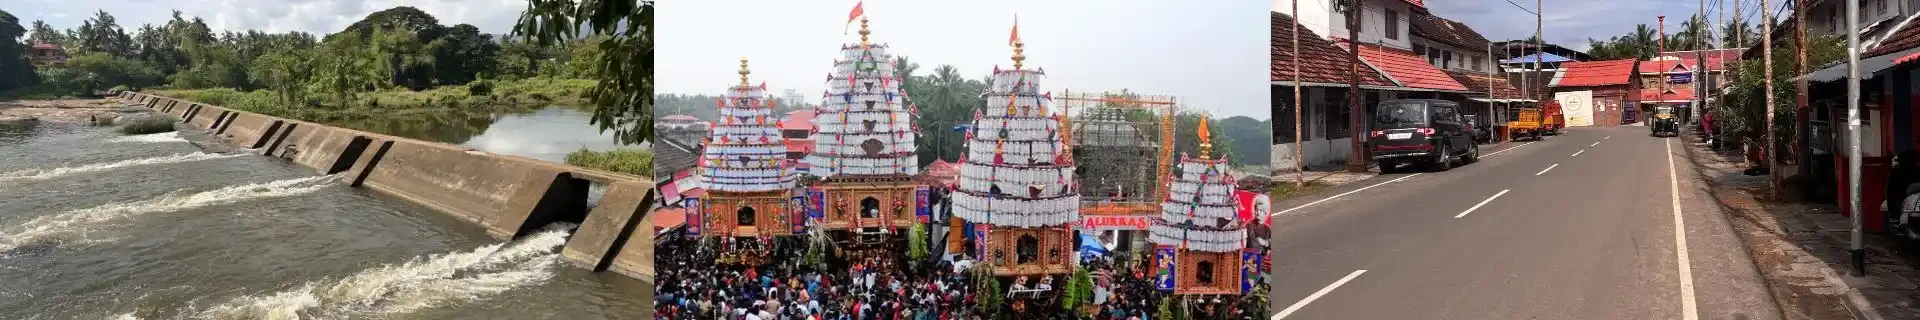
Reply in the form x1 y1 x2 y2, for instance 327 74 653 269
1571 150 1586 157
1535 164 1559 176
1591 141 1602 147
1271 174 1422 217
1665 138 1700 320
1605 135 1612 140
1454 189 1511 218
1274 270 1368 319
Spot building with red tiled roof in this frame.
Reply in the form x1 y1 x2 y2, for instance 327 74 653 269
27 41 66 67
779 109 815 160
1272 12 1393 87
1342 39 1470 92
1549 59 1639 126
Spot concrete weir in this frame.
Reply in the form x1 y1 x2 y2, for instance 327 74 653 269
115 92 656 280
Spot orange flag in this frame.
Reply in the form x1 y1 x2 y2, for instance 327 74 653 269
843 1 865 34
1008 14 1020 45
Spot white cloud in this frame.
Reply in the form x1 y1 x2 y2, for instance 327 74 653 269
13 0 529 35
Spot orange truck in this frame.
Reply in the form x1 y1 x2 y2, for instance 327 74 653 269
1506 107 1544 141
1541 101 1566 135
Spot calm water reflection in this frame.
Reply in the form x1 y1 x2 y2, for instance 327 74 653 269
339 106 648 163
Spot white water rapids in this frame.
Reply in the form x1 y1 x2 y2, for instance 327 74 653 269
0 152 245 184
107 132 187 144
192 225 574 319
0 175 343 253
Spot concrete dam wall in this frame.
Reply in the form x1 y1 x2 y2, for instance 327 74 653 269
113 91 657 281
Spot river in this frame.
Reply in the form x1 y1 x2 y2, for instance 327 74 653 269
0 105 651 319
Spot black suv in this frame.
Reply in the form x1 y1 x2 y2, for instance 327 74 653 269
1367 99 1479 173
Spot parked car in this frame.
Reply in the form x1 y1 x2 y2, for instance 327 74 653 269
1368 99 1479 173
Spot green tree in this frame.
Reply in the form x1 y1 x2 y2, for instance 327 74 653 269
311 35 384 107
249 49 312 104
515 0 654 145
69 52 161 90
908 221 929 262
73 10 135 58
0 10 37 92
369 24 441 90
28 20 63 46
1062 267 1095 313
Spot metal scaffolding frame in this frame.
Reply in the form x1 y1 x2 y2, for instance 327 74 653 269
1058 90 1177 210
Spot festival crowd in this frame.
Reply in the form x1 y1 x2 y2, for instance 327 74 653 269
653 230 1259 319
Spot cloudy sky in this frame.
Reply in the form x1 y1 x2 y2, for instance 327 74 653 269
1428 0 1776 51
10 0 528 36
657 0 1270 119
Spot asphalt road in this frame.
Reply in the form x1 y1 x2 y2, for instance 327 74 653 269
1267 126 1781 320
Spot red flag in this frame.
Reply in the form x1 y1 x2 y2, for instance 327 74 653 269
1008 14 1020 45
843 1 865 34
760 81 768 90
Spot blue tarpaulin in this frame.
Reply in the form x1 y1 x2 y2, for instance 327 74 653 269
1078 233 1110 259
1503 52 1572 64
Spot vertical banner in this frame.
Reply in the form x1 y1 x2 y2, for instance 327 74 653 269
684 198 704 236
1234 190 1257 222
1241 248 1261 294
975 224 992 261
791 196 807 234
1153 245 1177 292
807 187 826 220
915 186 932 223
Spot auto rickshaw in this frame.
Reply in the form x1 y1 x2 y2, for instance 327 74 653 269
1650 106 1679 137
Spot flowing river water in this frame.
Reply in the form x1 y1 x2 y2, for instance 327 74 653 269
0 105 651 319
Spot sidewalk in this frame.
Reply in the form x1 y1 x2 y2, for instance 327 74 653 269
1683 135 1918 319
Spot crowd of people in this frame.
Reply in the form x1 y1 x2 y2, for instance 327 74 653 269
653 230 1262 319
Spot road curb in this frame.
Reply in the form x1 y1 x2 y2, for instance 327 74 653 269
1678 132 1886 320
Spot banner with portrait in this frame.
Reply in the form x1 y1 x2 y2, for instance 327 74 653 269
1154 245 1177 292
684 198 704 237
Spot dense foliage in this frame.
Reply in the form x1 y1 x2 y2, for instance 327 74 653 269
564 148 653 177
514 0 654 145
3 7 603 112
1713 34 1846 159
1586 15 1760 61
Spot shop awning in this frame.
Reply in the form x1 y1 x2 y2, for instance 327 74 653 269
1800 46 1920 83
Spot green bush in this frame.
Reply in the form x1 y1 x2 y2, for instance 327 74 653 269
564 148 652 177
119 115 177 135
467 79 494 96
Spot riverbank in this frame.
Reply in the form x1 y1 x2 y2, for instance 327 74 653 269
0 99 139 125
145 78 596 123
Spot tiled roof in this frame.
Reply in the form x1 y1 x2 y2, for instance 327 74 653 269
654 137 703 178
1655 49 1745 71
1342 39 1469 91
1445 70 1524 99
1640 87 1695 102
1637 59 1693 74
1553 59 1637 87
781 109 815 131
652 208 686 229
1272 12 1395 87
1867 17 1920 57
1409 14 1491 51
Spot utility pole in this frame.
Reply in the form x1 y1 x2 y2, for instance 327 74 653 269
1660 16 1668 96
1846 0 1866 277
1698 2 1708 136
1763 0 1778 199
1534 0 1544 102
1797 0 1812 185
1347 0 1367 173
1293 0 1305 185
